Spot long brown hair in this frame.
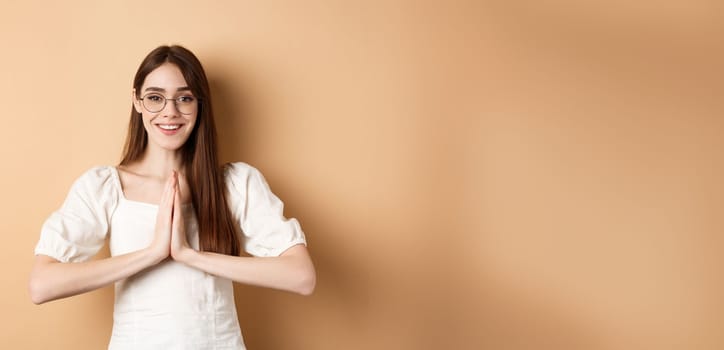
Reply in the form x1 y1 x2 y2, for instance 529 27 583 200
120 45 240 256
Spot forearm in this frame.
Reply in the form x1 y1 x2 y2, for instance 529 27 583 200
179 244 316 295
29 248 163 304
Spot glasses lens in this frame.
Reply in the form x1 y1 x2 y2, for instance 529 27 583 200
142 93 165 113
176 95 197 115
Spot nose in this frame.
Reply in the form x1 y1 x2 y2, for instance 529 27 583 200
161 98 181 116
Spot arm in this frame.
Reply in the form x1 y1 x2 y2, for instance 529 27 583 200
30 172 177 304
176 244 316 296
169 169 316 295
29 248 165 305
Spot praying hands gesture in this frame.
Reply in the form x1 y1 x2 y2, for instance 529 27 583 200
145 170 314 295
30 169 314 305
150 171 192 264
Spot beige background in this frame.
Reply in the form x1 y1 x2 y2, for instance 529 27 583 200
1 1 723 349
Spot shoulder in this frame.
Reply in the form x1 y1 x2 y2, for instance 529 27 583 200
222 162 272 200
74 165 116 186
223 162 263 182
69 165 119 199
223 161 257 175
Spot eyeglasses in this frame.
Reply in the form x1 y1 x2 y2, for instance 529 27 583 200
139 93 198 115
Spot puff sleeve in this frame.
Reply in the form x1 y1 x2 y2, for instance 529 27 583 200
34 166 118 263
224 162 307 257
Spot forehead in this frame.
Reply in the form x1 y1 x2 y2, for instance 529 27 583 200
141 63 188 91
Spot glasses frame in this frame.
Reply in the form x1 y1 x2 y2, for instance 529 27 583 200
139 92 199 115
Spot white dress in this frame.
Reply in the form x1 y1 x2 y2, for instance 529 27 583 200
34 162 307 349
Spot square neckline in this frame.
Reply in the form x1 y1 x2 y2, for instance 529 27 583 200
108 165 193 209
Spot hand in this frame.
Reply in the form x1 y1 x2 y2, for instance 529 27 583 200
149 172 176 263
170 173 192 262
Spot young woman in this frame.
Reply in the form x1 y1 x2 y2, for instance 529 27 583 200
29 45 316 349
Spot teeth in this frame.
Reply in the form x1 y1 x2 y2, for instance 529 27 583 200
159 124 181 130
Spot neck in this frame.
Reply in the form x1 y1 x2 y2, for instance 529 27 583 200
134 145 185 178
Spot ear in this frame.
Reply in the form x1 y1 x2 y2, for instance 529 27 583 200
131 89 142 114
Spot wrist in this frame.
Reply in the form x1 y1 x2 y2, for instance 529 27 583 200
146 246 168 265
173 246 197 264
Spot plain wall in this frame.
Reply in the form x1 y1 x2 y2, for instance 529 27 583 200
1 1 722 349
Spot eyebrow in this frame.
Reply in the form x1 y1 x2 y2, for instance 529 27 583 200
144 86 192 93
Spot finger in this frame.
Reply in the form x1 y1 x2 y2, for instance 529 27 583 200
174 174 180 204
172 176 182 225
166 176 175 205
162 172 175 200
159 173 176 219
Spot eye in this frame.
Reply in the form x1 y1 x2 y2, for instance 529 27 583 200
145 94 164 102
178 95 196 103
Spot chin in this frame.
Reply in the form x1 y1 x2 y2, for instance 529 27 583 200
163 141 189 151
150 138 191 151
161 144 185 151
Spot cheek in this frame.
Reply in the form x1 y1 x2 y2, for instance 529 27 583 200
141 114 155 132
187 115 198 131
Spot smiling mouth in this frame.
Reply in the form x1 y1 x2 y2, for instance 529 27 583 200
155 124 184 135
